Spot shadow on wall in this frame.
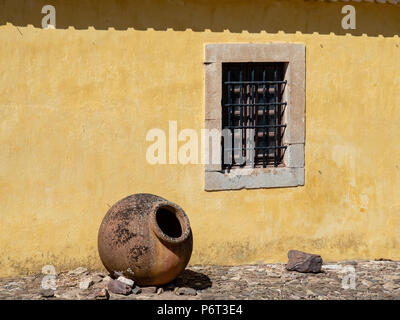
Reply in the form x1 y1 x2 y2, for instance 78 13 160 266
0 0 399 37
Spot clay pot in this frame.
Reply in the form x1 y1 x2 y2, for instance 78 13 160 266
98 193 193 286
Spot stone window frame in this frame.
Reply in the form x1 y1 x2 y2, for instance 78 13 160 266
204 43 305 191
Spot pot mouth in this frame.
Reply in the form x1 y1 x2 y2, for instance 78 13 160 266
150 203 191 244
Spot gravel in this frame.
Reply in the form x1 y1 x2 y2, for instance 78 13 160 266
1 261 400 300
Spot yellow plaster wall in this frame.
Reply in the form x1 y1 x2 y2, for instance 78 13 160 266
0 0 400 276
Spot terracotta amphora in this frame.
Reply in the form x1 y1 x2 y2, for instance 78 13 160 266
98 193 193 286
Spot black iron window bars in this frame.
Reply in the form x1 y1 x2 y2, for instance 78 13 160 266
222 63 287 169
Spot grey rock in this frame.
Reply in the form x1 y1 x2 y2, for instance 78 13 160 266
102 275 112 283
176 287 197 296
157 287 164 295
40 289 55 298
268 273 281 278
107 280 132 295
6 281 19 287
93 272 107 278
5 282 19 290
286 250 323 273
132 286 142 295
92 275 104 284
79 278 94 290
383 282 398 291
113 271 124 278
95 288 109 300
117 276 134 287
142 286 157 294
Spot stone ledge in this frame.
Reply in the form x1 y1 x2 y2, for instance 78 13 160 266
205 167 305 191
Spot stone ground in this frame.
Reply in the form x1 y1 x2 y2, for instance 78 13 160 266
1 260 400 300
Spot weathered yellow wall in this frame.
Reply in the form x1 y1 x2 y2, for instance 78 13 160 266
1 0 400 276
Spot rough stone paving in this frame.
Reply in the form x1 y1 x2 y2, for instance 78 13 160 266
1 260 400 300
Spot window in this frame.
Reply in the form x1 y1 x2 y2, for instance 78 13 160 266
222 62 287 169
204 43 305 191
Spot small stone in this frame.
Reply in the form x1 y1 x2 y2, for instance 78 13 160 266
117 276 134 287
231 276 241 281
157 287 164 295
383 282 398 291
6 281 19 287
102 276 112 283
92 275 103 284
286 250 323 273
176 287 197 296
321 264 342 272
79 278 94 290
268 273 281 278
55 288 82 300
93 272 107 278
5 282 19 290
245 266 257 271
113 271 124 278
306 289 314 296
69 267 88 276
107 280 132 295
132 286 142 295
221 276 228 280
40 289 55 298
95 288 110 300
142 286 157 294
